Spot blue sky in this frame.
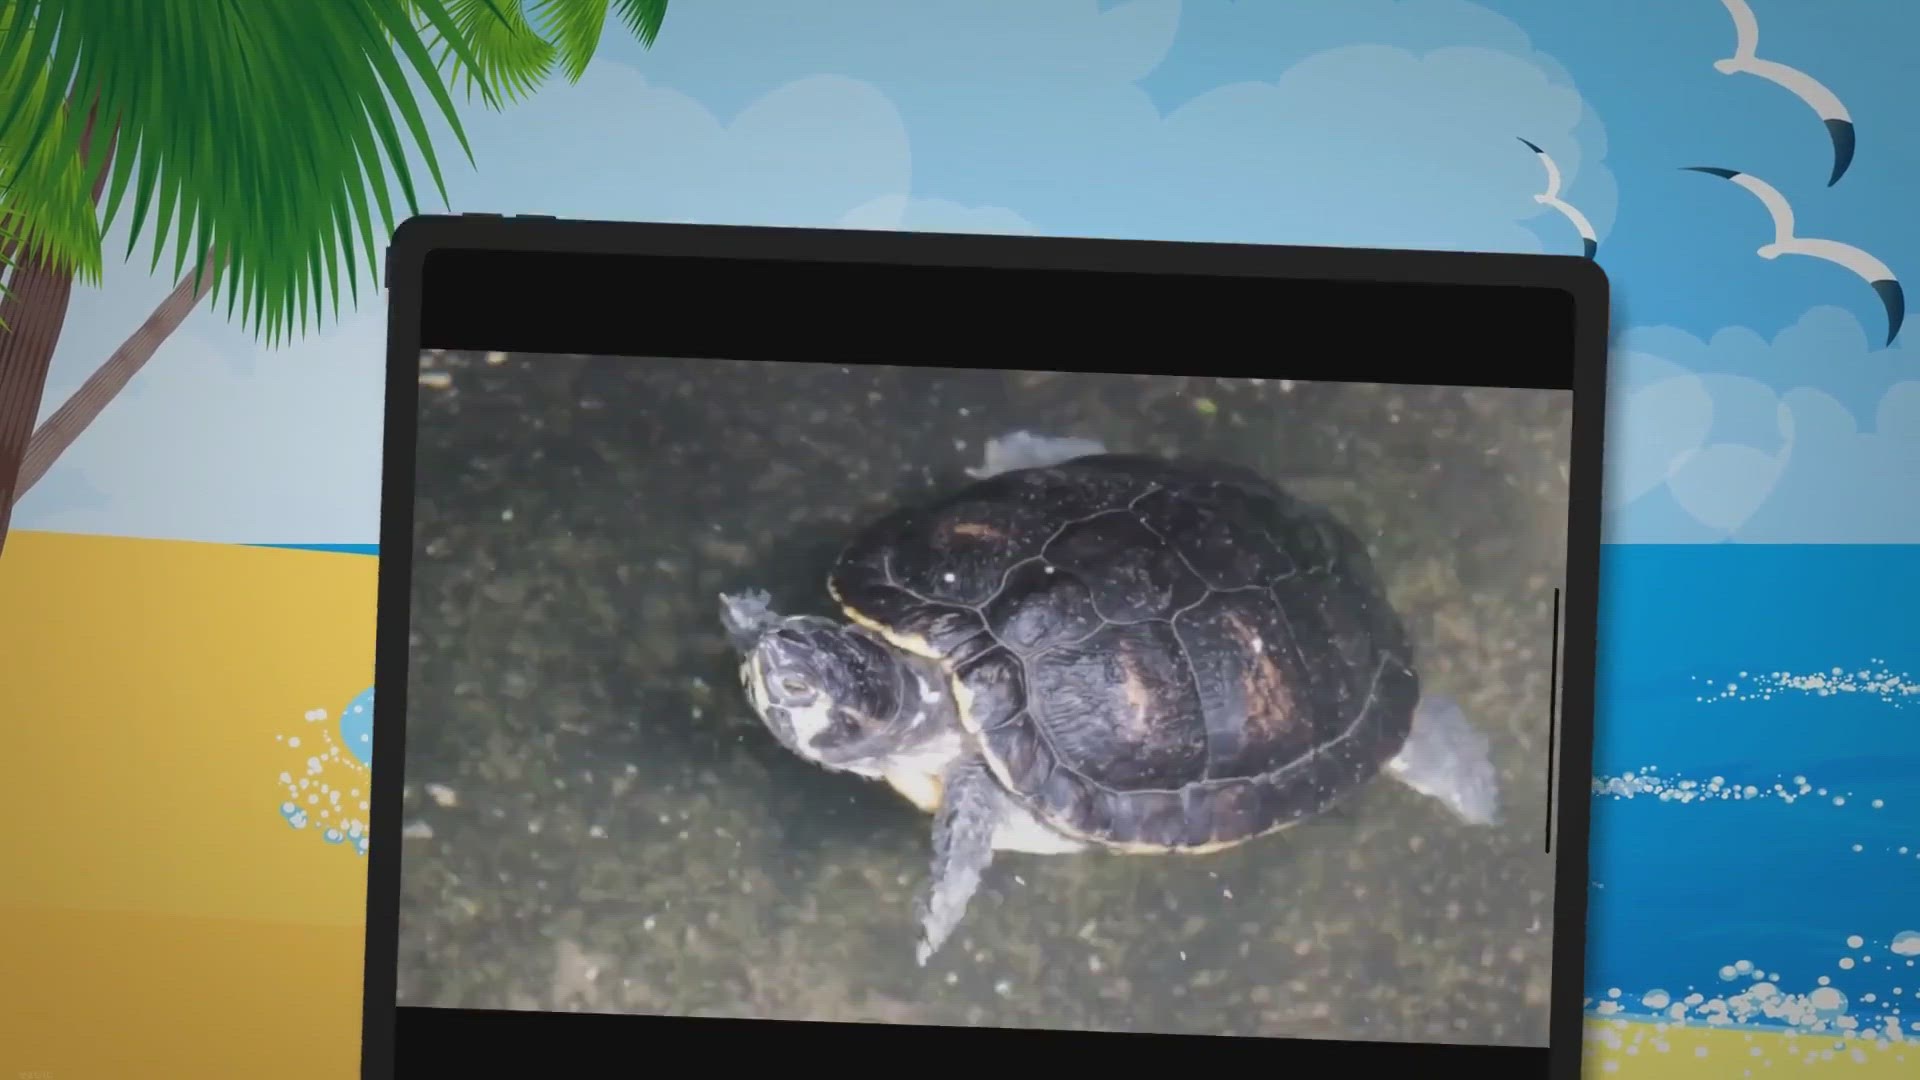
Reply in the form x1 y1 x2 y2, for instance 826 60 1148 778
13 0 1915 544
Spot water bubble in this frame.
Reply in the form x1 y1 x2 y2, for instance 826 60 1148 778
1643 989 1672 1010
1809 986 1848 1019
1848 935 1865 949
1891 932 1920 958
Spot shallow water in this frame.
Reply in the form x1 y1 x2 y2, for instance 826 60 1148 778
1581 545 1920 1051
394 351 1571 1046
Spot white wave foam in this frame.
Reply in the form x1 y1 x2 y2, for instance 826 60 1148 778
1589 765 1919 887
1589 766 1873 807
1592 933 1920 1047
1692 660 1920 708
272 704 371 857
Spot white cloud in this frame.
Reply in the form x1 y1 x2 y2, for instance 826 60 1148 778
1737 382 1920 543
1617 306 1914 428
1139 41 1609 253
1603 366 1793 542
440 69 912 226
1604 307 1920 543
630 0 1615 254
1605 354 1714 508
1661 377 1794 534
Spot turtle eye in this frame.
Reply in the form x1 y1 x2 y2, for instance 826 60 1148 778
781 678 808 695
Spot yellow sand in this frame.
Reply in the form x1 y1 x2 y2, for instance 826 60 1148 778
1583 1016 1916 1078
0 530 377 1078
0 904 366 1079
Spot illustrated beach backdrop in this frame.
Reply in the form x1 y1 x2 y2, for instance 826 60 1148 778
2 1 1917 1077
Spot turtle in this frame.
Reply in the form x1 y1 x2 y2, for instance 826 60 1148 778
719 430 1500 967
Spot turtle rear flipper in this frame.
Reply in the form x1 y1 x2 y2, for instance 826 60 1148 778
1383 694 1501 827
965 430 1109 478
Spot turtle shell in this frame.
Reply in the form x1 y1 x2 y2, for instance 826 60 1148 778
826 453 1419 853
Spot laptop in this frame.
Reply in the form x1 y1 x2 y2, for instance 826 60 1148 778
362 215 1609 1077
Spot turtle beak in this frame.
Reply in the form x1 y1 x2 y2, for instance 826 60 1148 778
741 651 770 718
740 650 802 754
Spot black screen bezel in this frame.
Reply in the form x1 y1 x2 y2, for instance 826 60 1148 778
365 215 1610 1078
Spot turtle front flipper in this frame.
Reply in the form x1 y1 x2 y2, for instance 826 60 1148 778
915 753 1007 966
1383 694 1502 827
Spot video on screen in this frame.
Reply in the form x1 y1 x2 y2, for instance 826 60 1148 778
394 351 1572 1047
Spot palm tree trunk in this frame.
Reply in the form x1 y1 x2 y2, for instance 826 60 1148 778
0 105 115 559
15 249 225 497
0 248 78 552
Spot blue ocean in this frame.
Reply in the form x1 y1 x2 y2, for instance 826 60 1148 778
1585 544 1920 1039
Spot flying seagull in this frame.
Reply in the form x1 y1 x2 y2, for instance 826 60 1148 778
1517 138 1598 259
1685 167 1903 346
1714 0 1856 186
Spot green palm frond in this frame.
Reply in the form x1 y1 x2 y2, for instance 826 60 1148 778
610 0 669 49
0 29 102 321
421 0 557 107
528 0 670 84
528 0 610 84
0 0 498 346
421 0 671 97
0 0 670 345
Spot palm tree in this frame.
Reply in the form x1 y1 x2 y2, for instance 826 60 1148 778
0 15 102 323
0 0 670 556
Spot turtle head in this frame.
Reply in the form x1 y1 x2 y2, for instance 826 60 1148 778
720 591 925 775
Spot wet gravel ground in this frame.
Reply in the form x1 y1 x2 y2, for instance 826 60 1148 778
394 350 1571 1046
